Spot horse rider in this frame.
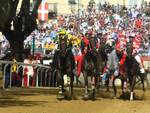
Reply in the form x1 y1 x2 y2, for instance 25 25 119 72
116 41 127 92
116 41 127 76
75 33 89 77
105 37 119 79
132 32 145 74
57 29 70 85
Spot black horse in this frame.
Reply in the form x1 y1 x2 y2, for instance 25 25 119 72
81 35 104 100
125 41 146 100
52 34 75 99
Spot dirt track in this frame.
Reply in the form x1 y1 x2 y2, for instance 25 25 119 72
0 87 150 113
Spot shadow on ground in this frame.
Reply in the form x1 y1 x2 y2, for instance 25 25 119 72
0 99 47 107
0 87 148 108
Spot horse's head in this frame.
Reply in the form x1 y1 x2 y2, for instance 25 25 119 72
105 39 115 53
126 41 133 58
59 34 68 56
88 36 98 56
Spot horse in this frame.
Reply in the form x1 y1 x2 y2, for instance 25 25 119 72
52 34 75 100
81 34 104 100
125 41 146 100
111 49 128 99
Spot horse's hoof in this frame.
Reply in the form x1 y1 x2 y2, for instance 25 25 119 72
57 94 64 100
65 96 72 100
112 96 117 99
67 96 77 100
106 89 110 92
130 92 134 101
57 91 64 100
143 88 146 92
130 95 134 101
91 97 96 101
72 96 77 100
83 94 89 100
120 93 126 99
130 98 133 101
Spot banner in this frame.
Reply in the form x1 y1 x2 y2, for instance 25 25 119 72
38 1 49 21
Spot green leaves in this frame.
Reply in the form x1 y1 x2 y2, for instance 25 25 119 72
68 0 77 5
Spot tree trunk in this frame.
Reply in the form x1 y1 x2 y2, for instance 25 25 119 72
5 31 24 62
0 0 42 61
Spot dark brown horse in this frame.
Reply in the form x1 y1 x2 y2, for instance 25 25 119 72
125 41 146 100
52 34 75 100
81 34 104 100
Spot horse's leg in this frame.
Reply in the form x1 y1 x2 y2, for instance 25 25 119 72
121 78 124 98
112 75 117 98
121 74 127 98
70 72 76 99
105 73 110 92
57 70 64 99
83 70 89 99
96 74 100 93
140 73 146 92
68 72 75 99
130 75 136 101
128 72 132 85
91 75 96 100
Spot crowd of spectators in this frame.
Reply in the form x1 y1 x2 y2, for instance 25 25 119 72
1 1 150 88
0 1 150 61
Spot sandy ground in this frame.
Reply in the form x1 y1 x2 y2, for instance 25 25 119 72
0 87 150 113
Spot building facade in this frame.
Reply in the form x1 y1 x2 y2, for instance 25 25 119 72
31 0 150 15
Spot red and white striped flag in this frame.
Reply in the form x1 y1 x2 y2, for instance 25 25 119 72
38 0 48 21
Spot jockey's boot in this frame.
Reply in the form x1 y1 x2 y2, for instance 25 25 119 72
134 54 145 74
138 63 145 74
140 67 145 74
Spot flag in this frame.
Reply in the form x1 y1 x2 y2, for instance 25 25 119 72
38 1 48 21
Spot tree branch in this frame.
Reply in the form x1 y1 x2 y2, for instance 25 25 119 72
0 0 19 31
31 0 42 16
20 0 30 15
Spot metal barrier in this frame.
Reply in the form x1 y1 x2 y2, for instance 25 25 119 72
1 59 149 89
0 60 56 89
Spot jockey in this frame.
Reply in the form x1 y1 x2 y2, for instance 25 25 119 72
88 32 99 52
57 29 67 39
95 32 102 50
72 33 89 77
81 33 89 54
117 30 127 51
76 31 101 77
116 42 127 75
105 39 119 77
132 33 145 74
